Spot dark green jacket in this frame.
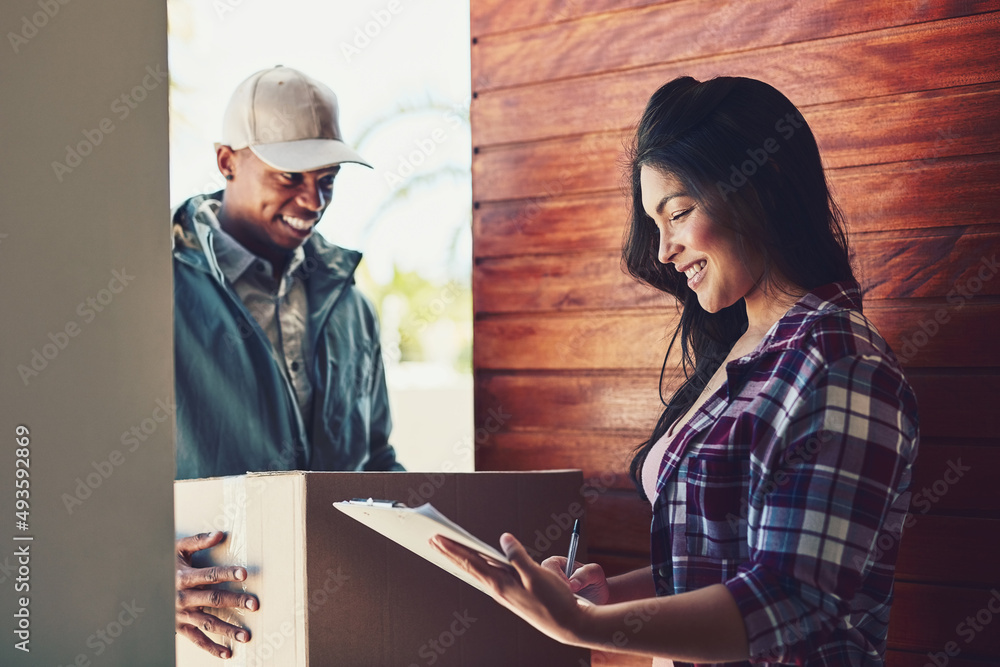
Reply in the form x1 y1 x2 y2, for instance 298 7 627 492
172 193 401 479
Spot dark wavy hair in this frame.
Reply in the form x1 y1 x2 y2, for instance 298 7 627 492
624 76 855 498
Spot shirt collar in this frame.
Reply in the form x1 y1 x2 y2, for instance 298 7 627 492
795 279 863 312
192 196 306 285
733 280 863 365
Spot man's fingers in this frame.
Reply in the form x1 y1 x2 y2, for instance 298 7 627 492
177 586 258 612
176 531 226 559
176 564 248 589
176 623 233 660
177 609 251 644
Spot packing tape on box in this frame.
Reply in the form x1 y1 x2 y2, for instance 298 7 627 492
216 475 249 632
223 475 248 581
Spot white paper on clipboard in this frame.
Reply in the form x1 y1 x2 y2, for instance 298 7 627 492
333 499 510 594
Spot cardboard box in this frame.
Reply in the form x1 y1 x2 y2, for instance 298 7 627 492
175 471 591 666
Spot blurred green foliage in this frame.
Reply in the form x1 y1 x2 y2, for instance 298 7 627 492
356 261 472 373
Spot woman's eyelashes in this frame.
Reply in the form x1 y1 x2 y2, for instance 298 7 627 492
648 206 691 237
669 205 695 223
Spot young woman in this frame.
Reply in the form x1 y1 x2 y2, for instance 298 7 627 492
434 76 918 665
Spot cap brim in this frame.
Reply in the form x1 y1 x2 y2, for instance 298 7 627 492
249 139 372 172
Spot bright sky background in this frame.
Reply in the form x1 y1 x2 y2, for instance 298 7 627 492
167 0 472 285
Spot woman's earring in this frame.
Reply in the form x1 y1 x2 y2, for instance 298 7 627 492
224 174 234 181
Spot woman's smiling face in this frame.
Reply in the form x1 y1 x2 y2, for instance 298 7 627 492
640 165 762 313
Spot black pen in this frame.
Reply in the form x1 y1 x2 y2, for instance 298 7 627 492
564 519 581 578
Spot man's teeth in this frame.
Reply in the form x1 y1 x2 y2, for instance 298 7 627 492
685 260 707 280
281 215 313 231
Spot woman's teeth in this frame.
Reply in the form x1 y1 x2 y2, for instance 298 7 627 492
281 215 313 231
685 260 706 280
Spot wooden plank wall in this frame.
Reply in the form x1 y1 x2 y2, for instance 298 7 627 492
469 2 1000 665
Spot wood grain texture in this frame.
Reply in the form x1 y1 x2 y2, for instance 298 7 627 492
471 13 1000 146
895 515 1000 585
475 372 1000 439
473 130 625 203
888 583 1000 655
474 229 1000 313
473 83 1000 202
473 154 1000 257
473 0 1000 90
474 300 1000 369
810 83 1000 169
471 0 659 38
476 431 643 490
475 372 665 433
864 301 1000 368
832 154 1000 236
474 252 672 313
909 441 1000 515
474 190 629 258
584 490 651 556
474 312 671 370
856 231 1000 301
909 373 1000 439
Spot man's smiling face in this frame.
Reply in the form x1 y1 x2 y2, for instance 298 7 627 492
216 146 339 260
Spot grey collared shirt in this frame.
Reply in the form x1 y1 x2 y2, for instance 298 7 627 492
193 199 314 429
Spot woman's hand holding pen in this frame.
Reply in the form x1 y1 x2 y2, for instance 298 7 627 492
540 556 610 605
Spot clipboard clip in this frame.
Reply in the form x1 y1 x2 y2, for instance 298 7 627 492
346 497 405 508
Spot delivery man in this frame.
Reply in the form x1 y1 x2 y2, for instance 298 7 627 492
171 66 404 658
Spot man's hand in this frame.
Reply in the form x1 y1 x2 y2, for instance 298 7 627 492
176 531 259 659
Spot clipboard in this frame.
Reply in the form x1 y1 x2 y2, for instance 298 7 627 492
333 498 511 594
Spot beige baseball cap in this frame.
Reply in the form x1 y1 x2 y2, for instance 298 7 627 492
220 66 372 172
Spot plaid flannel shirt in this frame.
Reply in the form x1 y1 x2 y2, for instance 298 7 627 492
650 281 919 666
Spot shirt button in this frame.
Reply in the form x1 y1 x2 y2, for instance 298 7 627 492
658 566 671 578
291 361 300 372
256 262 266 272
